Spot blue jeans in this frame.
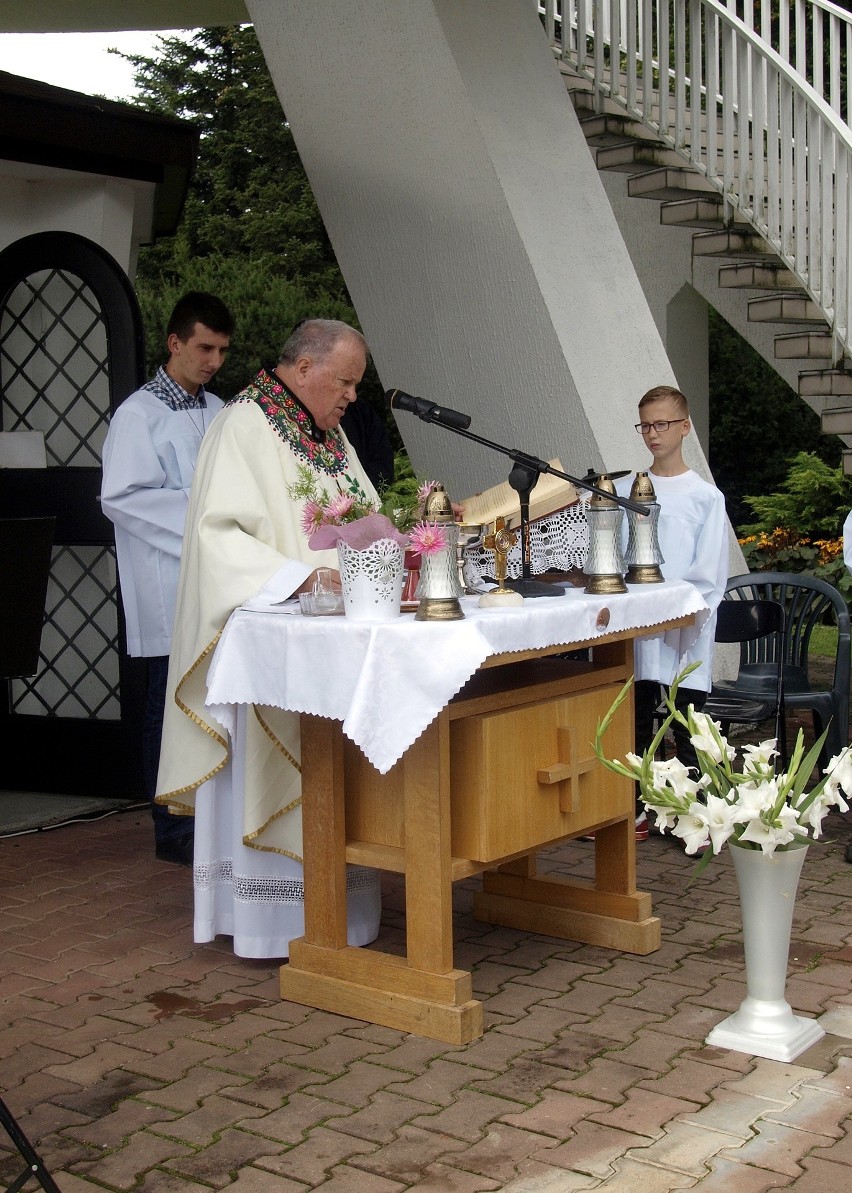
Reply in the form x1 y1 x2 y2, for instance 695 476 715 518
143 655 194 846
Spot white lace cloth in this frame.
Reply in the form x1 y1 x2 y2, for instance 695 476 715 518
207 580 707 775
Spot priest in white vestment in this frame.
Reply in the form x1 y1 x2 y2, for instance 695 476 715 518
156 319 382 957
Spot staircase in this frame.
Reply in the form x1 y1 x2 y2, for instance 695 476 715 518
538 0 852 461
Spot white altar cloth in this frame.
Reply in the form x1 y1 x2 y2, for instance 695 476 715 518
206 580 707 775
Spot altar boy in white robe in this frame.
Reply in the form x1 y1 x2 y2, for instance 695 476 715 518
156 319 382 957
616 385 728 840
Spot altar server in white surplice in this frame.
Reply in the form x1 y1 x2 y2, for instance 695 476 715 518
616 385 728 840
156 319 381 957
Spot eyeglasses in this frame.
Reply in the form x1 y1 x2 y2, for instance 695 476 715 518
634 420 685 434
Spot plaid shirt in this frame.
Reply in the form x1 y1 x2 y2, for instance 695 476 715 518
142 365 209 411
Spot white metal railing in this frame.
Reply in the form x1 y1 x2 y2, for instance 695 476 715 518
539 1 852 361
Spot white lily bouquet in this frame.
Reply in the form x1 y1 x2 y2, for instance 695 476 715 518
594 665 851 876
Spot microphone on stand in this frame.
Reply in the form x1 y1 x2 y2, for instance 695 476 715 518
386 388 472 431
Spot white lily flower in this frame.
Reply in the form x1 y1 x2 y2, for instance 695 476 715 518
695 793 741 853
734 778 780 821
824 746 852 796
737 815 797 854
689 712 736 764
741 739 778 775
644 802 679 832
671 808 711 855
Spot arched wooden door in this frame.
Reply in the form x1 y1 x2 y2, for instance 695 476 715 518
0 231 147 797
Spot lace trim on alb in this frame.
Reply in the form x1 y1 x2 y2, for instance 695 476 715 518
194 859 378 905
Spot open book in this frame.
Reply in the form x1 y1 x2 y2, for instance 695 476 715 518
461 459 578 529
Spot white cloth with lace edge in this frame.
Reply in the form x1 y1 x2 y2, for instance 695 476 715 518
206 580 708 775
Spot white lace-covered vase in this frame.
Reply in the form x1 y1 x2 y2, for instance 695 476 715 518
337 538 405 621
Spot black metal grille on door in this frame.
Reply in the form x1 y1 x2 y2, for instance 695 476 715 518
0 232 145 796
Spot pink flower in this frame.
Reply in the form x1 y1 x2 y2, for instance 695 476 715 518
301 499 326 537
417 480 438 508
408 521 448 557
325 492 356 523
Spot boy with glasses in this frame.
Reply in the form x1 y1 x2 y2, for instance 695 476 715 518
616 385 728 839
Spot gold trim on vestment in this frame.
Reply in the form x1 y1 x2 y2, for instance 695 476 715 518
156 631 229 807
240 706 303 857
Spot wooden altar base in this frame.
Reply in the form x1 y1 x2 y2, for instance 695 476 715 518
280 630 682 1044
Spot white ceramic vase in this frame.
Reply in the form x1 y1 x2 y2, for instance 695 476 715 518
337 538 404 622
705 842 824 1061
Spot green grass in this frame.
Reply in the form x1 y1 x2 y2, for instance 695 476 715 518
809 625 838 657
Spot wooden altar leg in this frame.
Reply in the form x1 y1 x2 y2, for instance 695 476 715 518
281 715 483 1044
475 785 660 955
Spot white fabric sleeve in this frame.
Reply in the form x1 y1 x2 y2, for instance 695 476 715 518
681 490 729 612
101 407 189 559
844 510 852 575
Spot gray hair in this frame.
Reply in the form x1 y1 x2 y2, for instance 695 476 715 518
279 319 367 365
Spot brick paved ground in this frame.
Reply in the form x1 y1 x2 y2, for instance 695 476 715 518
2 794 851 1193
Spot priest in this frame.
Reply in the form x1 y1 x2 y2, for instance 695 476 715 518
156 319 382 957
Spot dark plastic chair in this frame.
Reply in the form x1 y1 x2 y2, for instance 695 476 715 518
703 598 787 766
721 572 851 764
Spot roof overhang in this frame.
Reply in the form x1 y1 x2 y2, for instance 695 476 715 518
0 71 199 238
1 2 249 33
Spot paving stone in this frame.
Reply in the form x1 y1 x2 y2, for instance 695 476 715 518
591 1087 701 1139
449 1030 547 1074
131 1065 247 1112
534 1119 651 1179
559 1155 696 1191
786 1156 852 1191
115 1036 225 1079
720 1119 839 1177
285 1033 390 1075
44 1041 162 1085
62 1099 179 1148
405 1162 503 1190
147 1093 269 1145
195 1032 310 1076
501 1089 611 1137
70 1131 194 1191
572 1002 666 1044
498 1006 590 1044
482 983 551 1019
303 1058 414 1107
219 1062 328 1109
614 1029 697 1074
553 1056 650 1104
220 1167 307 1192
721 1058 824 1102
295 1165 406 1191
385 1057 493 1107
763 1084 850 1137
408 1088 521 1143
629 1120 743 1176
470 1056 568 1105
685 1157 791 1191
677 1086 785 1140
536 1031 614 1073
807 1056 852 1098
490 1165 599 1192
321 1089 443 1144
347 1122 469 1183
245 1091 354 1145
156 1127 285 1189
447 1121 561 1183
254 1124 378 1184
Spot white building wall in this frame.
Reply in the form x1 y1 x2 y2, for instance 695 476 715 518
248 0 708 501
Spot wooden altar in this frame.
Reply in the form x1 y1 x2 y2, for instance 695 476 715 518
281 616 691 1044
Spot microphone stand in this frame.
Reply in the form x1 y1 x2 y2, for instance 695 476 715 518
410 413 646 598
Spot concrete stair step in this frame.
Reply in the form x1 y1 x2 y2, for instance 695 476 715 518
627 167 719 200
660 196 749 229
798 368 852 399
748 294 827 324
718 262 804 290
692 229 778 258
578 112 664 146
595 141 683 172
774 330 833 360
820 405 852 434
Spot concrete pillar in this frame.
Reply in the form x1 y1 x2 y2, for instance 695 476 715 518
248 0 708 498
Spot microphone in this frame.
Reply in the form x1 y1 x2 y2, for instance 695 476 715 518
386 388 471 431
